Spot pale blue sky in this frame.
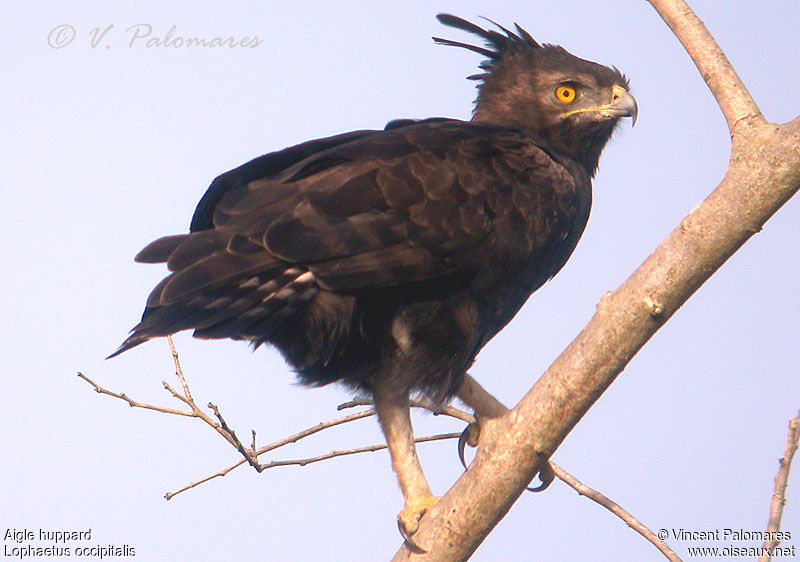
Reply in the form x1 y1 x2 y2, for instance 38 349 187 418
3 1 799 560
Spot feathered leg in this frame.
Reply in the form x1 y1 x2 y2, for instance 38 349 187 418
372 385 437 549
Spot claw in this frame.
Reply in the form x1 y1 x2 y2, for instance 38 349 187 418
397 495 438 552
457 427 469 469
526 461 555 492
457 421 481 469
398 520 427 553
460 420 554 493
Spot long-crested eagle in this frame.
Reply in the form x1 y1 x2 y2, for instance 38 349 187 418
111 14 636 545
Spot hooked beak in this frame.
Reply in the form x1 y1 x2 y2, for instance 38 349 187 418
561 84 638 126
607 84 638 126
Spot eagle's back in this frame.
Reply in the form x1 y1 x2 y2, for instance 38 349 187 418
113 119 590 400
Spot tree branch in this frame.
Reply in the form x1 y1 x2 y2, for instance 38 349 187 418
391 2 800 558
455 386 679 559
164 397 474 499
758 413 800 562
339 396 475 425
78 372 192 417
257 432 461 470
647 0 762 130
83 340 475 501
165 431 460 500
550 463 682 562
90 336 677 557
159 377 672 559
162 406 377 499
164 400 471 500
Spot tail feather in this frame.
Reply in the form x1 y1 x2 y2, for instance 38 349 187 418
109 260 320 358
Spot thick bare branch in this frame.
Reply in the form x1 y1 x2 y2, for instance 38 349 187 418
455 381 675 556
391 4 800 559
759 413 800 562
647 0 762 130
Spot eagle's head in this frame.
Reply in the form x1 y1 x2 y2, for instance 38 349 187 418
434 14 637 174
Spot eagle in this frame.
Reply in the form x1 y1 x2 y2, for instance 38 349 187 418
111 14 636 545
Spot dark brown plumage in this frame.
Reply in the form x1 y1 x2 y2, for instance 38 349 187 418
111 14 636 543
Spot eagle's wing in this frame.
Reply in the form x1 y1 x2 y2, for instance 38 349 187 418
215 120 572 288
113 119 576 354
188 128 382 232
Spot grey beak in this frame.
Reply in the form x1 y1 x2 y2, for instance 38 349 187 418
612 89 638 127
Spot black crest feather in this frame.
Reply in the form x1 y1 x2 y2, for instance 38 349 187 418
433 14 540 60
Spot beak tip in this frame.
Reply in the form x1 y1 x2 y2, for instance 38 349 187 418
622 92 638 127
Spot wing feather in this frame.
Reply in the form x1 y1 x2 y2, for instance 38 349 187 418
114 119 583 357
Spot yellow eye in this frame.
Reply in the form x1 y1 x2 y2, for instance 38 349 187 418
555 85 577 104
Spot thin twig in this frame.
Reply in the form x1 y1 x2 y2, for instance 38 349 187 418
166 429 460 500
167 335 193 401
550 463 682 562
161 342 256 458
163 407 377 499
259 432 460 469
255 410 377 457
79 365 255 463
759 412 800 562
90 340 683 559
80 340 261 467
208 401 261 471
77 372 192 417
339 397 475 425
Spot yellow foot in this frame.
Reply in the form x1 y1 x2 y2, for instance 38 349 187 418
397 495 439 552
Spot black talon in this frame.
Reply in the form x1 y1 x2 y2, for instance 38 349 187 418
458 421 481 469
398 521 427 554
526 462 555 492
457 427 470 469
